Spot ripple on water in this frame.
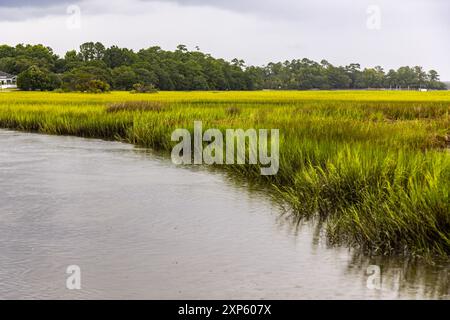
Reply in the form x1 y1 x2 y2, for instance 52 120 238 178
0 130 448 300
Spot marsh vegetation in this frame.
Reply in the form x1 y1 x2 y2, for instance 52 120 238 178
0 90 449 258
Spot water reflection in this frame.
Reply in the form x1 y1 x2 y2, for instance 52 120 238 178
347 254 449 299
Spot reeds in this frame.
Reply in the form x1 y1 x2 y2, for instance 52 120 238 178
0 90 448 257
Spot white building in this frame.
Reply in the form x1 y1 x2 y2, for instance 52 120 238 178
0 71 17 89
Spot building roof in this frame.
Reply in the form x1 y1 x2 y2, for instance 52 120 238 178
0 71 16 78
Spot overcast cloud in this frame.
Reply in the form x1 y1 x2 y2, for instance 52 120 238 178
0 0 448 79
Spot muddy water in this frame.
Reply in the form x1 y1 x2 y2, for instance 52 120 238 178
0 130 448 299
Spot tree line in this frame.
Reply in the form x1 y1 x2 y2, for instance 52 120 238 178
0 42 447 92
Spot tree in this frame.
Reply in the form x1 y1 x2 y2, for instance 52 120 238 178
0 45 15 59
428 70 439 82
112 66 138 90
133 67 158 87
103 46 137 68
427 70 445 89
14 44 57 70
245 66 265 90
131 83 158 93
385 69 397 89
5 42 449 92
17 65 60 91
0 57 26 75
176 44 188 53
94 42 106 60
62 66 111 92
85 80 110 93
361 67 384 88
396 66 416 89
413 66 427 89
326 65 351 89
79 42 96 62
64 50 83 70
346 63 363 89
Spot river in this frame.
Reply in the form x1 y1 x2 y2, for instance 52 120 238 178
0 130 448 299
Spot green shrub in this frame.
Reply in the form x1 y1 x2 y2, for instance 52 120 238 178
17 65 61 91
130 83 158 94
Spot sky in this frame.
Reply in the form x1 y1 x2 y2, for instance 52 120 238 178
0 0 449 79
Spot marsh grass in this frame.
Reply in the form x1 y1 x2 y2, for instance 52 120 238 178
0 91 449 258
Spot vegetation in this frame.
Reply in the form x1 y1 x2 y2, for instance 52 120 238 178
0 43 447 92
16 65 61 91
131 83 158 94
0 91 448 258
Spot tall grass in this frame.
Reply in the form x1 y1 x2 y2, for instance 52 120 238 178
0 91 449 258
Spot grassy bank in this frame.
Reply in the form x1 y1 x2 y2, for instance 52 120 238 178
0 91 449 257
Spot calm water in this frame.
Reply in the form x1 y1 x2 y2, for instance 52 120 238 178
0 130 448 300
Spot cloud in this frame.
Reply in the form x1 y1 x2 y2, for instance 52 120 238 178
141 0 449 24
0 0 74 8
0 0 448 79
140 0 362 22
0 0 76 21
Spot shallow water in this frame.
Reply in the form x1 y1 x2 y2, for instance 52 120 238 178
0 130 448 300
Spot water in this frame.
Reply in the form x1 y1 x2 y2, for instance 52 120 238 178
0 130 448 300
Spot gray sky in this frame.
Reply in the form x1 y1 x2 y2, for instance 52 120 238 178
0 0 449 79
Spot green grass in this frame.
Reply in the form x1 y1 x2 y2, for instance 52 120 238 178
0 91 449 258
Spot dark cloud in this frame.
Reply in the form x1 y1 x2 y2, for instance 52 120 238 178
0 0 78 21
142 0 449 23
0 0 73 7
